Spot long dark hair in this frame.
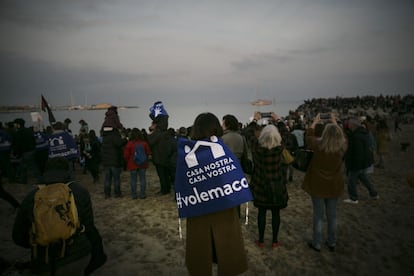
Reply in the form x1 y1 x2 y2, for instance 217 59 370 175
222 114 239 131
190 112 223 140
130 128 144 141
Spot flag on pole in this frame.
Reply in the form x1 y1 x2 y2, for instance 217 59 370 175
41 95 56 124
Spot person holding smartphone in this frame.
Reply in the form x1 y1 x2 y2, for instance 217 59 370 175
302 113 347 252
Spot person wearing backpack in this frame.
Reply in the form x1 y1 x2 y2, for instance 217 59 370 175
12 157 107 275
123 128 151 199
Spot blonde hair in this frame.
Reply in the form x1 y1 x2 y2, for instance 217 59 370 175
258 124 282 149
318 123 347 153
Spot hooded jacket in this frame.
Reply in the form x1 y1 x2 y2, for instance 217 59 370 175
345 126 374 171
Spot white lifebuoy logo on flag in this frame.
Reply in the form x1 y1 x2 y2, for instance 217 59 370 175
184 136 226 168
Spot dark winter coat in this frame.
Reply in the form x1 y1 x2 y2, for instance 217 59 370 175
80 136 101 164
345 126 374 171
246 124 288 209
147 129 176 167
101 129 125 167
12 127 36 157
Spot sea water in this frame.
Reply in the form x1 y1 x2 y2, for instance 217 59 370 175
0 100 302 134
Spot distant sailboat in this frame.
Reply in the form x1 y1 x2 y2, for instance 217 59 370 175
68 92 90 110
250 99 273 106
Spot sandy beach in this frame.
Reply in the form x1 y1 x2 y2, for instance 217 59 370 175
1 122 414 275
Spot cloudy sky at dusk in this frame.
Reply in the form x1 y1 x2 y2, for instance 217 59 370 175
1 0 413 109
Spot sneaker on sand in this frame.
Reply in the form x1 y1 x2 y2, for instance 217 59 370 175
343 198 359 204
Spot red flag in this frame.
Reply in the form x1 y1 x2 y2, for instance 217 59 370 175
41 95 56 124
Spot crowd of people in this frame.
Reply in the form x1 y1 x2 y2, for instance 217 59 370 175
294 94 414 123
0 94 412 275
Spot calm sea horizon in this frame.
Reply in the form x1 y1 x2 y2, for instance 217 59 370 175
0 100 303 134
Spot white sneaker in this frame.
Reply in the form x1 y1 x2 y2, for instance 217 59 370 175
343 198 359 204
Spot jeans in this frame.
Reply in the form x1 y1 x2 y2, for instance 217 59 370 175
104 166 121 197
347 169 378 201
311 197 338 249
129 169 147 199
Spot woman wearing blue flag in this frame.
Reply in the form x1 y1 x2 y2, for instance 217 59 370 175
182 112 248 276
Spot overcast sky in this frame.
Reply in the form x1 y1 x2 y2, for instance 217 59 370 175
1 0 413 108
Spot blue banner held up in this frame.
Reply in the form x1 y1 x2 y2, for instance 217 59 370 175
174 136 253 218
149 101 168 118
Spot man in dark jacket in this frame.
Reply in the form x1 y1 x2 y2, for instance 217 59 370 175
100 106 126 198
343 118 379 204
101 128 125 198
147 119 176 195
147 102 176 195
11 118 40 184
12 157 107 275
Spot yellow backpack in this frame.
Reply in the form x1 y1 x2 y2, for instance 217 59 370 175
30 182 82 263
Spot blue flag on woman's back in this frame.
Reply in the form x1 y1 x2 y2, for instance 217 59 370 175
174 136 253 218
48 131 79 160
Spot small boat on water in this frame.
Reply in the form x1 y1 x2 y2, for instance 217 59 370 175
250 99 273 106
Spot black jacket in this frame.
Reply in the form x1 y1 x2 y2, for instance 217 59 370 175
12 170 104 274
147 129 176 166
345 126 374 171
101 129 125 167
12 127 36 157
